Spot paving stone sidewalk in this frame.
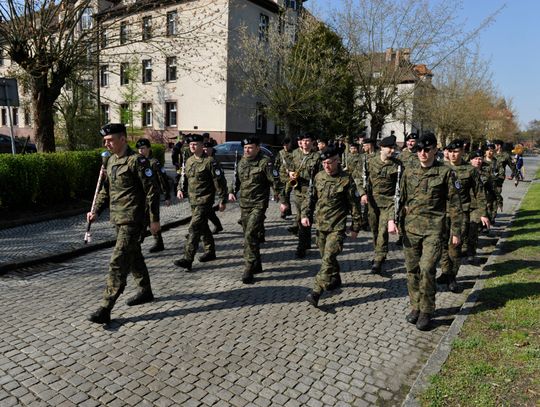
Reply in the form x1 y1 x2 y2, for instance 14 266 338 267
0 156 536 407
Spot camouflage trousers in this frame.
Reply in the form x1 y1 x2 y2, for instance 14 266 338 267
184 204 215 261
403 229 442 314
440 212 469 277
494 180 504 209
240 205 267 269
102 224 152 309
312 230 345 294
293 189 311 250
367 203 390 262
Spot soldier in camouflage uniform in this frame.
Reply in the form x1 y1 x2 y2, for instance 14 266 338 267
493 139 516 211
483 144 499 222
396 133 463 331
174 134 227 271
136 138 171 253
357 135 402 273
87 124 161 324
274 137 295 219
287 134 322 258
437 140 490 293
203 139 224 234
229 137 287 284
304 146 362 307
399 133 419 168
468 149 496 263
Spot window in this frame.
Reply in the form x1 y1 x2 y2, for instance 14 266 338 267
120 103 130 125
12 108 18 126
80 7 93 30
120 63 129 85
100 65 109 87
101 104 110 125
142 16 152 40
285 0 297 10
165 102 177 127
100 29 108 49
142 103 153 127
1 108 7 126
258 14 269 42
120 22 128 44
24 109 31 126
255 103 267 134
166 57 177 82
142 59 152 83
82 80 93 104
167 11 177 36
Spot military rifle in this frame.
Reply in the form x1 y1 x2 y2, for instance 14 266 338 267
84 151 111 244
179 150 188 196
393 163 403 228
232 150 240 196
306 165 317 224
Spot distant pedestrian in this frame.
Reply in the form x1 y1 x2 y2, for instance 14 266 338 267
87 124 160 324
304 145 362 307
136 138 171 252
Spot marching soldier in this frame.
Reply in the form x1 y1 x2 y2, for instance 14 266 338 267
437 140 490 293
87 124 160 324
357 135 402 273
400 133 419 167
288 134 322 258
203 139 224 234
468 149 496 263
275 137 295 219
304 145 362 307
395 133 463 331
229 137 287 284
136 138 171 252
483 143 499 222
493 139 516 211
174 134 227 271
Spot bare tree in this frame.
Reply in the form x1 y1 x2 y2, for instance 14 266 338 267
316 0 502 139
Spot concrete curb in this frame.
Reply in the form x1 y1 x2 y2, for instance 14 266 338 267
402 181 533 406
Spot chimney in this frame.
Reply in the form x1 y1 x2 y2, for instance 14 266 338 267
402 48 411 62
395 49 401 67
385 48 393 62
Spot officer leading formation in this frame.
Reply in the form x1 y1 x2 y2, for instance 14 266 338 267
87 124 514 331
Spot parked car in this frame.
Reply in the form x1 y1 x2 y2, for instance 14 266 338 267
0 134 37 154
213 141 275 169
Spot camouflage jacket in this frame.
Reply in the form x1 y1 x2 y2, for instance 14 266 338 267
149 157 171 201
446 159 487 214
399 149 418 168
494 151 515 180
400 160 463 236
230 152 284 208
185 153 227 206
96 147 160 225
289 149 322 191
302 168 362 233
344 153 362 187
360 155 401 214
275 148 294 183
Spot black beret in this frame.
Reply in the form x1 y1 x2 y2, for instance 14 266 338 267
469 149 484 159
298 134 315 141
446 139 464 150
493 139 504 145
350 142 360 148
405 133 418 141
241 136 260 146
203 139 217 148
100 123 126 136
361 137 376 144
417 133 437 149
190 134 204 143
282 137 292 145
486 142 495 149
379 135 397 147
320 145 339 161
135 138 151 149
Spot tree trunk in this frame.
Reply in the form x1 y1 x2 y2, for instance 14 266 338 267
370 113 385 140
32 79 57 152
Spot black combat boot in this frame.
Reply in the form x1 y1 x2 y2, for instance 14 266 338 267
447 276 463 293
371 260 383 274
436 273 449 285
199 252 217 262
149 233 165 253
88 307 111 324
174 258 193 271
406 309 420 324
416 312 432 331
327 274 342 291
242 268 254 284
125 289 154 306
306 291 321 307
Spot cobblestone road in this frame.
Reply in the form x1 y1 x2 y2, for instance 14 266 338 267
0 156 537 406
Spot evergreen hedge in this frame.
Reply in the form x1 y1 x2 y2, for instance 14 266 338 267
0 144 165 211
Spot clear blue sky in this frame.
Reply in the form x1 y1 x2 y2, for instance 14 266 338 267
306 0 540 130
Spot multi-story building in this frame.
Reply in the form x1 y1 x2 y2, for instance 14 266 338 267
0 0 305 145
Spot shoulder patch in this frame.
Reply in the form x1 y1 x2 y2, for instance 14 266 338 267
145 168 153 177
215 169 222 176
272 169 279 177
